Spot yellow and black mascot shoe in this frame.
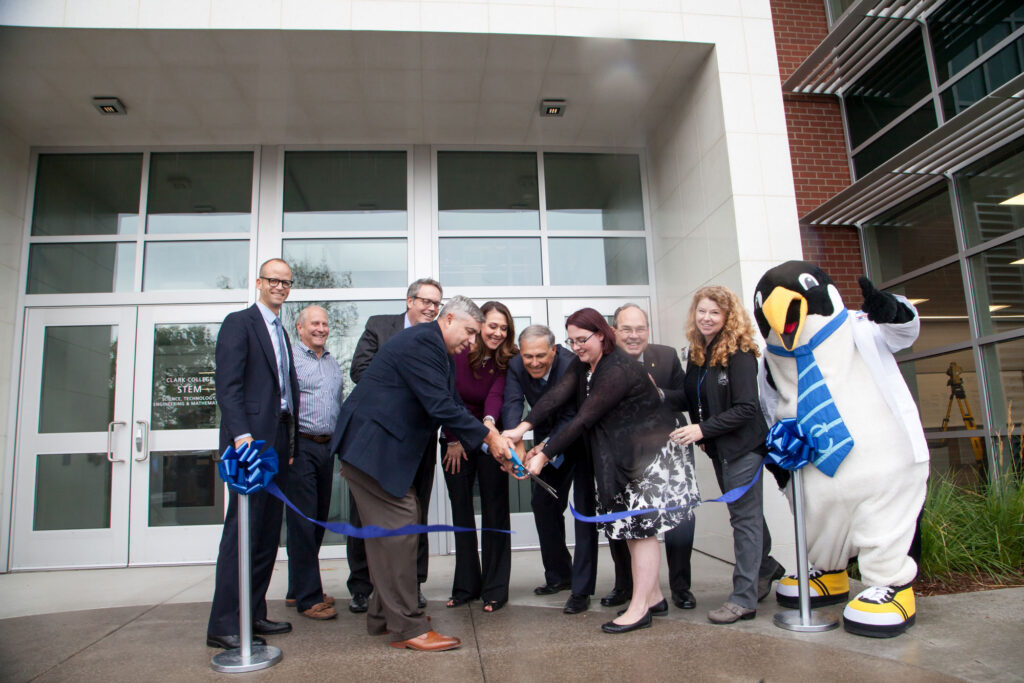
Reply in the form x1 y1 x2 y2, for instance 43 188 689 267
842 583 916 638
776 567 850 608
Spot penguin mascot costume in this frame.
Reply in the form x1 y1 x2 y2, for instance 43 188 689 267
753 260 929 638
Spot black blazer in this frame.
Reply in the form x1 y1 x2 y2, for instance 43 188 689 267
683 344 768 462
350 313 405 383
642 343 687 420
527 347 674 506
331 321 489 498
215 304 300 453
501 344 578 444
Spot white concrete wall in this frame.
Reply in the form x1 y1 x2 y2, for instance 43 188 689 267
644 8 802 568
0 124 30 569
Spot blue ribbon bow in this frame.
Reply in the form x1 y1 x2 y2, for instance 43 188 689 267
765 419 817 471
218 440 279 495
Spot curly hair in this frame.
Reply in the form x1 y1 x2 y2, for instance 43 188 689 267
468 301 518 372
685 285 760 367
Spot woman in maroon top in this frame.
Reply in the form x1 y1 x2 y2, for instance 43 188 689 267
443 301 517 613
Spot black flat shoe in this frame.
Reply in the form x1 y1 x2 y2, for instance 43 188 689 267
446 595 473 608
618 599 668 617
673 590 697 609
600 588 631 607
534 581 572 596
206 634 267 649
252 618 292 635
349 592 369 613
601 611 653 634
418 589 427 609
563 594 590 614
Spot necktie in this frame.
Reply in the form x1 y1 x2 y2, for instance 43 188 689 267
766 309 853 477
273 318 293 414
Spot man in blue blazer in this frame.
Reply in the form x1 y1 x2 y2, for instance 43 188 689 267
501 325 598 615
206 258 301 650
330 295 512 652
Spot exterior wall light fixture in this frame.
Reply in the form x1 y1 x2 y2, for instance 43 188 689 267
540 99 566 117
93 97 127 115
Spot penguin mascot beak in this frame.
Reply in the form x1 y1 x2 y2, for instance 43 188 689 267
754 260 836 351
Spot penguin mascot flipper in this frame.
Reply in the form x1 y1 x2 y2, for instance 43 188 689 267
755 261 930 638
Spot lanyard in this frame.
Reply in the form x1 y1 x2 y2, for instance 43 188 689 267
696 366 708 422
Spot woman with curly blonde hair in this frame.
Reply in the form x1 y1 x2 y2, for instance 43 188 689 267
670 285 785 625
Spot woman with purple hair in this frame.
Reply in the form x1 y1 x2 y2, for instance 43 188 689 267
503 308 698 634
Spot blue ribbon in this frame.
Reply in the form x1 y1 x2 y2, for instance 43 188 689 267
568 457 766 523
218 440 279 495
765 418 820 471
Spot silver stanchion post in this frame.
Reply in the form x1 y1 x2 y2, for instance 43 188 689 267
211 493 283 673
773 468 839 632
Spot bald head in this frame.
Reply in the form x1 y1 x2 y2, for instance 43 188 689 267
296 305 329 357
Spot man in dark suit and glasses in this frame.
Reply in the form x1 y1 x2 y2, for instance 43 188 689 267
603 303 697 611
206 258 300 650
330 295 513 651
502 325 598 615
346 277 442 613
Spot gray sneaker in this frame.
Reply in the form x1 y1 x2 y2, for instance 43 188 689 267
707 601 756 624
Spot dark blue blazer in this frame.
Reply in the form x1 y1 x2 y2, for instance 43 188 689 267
501 344 578 445
215 303 300 453
331 320 489 498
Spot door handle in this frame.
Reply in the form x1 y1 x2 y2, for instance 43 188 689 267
134 419 150 462
107 420 126 462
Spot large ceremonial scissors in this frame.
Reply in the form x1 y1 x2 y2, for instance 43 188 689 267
508 442 559 499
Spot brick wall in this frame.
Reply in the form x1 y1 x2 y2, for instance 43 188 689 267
771 0 864 302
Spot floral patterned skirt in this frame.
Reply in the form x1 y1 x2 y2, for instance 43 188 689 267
598 437 700 541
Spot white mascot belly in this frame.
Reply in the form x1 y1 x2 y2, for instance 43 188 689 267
754 260 929 638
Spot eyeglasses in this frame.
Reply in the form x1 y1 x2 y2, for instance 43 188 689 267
412 296 442 309
260 277 293 289
565 332 596 348
617 326 648 336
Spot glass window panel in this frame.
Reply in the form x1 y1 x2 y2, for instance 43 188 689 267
34 453 111 530
852 105 939 178
825 0 857 24
864 189 958 282
844 29 932 149
926 436 987 480
548 238 649 286
544 153 644 231
151 324 220 430
148 450 225 526
885 262 969 353
928 0 1024 82
31 153 142 236
283 151 407 232
143 240 248 290
941 35 1024 118
146 152 253 234
281 299 402 397
439 238 542 286
969 238 1024 337
283 239 407 289
27 242 135 294
980 337 1024 436
39 325 117 433
899 347 980 434
437 152 539 230
955 139 1024 247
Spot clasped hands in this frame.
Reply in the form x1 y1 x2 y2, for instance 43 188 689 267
496 422 547 480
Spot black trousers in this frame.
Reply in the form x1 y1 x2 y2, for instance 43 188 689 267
531 447 598 596
207 420 291 636
285 437 333 611
443 448 511 603
347 441 434 595
609 514 695 595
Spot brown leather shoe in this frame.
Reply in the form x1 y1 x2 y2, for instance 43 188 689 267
301 602 338 620
389 630 461 651
286 593 335 608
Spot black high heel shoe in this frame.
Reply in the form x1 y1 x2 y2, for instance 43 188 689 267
601 609 653 634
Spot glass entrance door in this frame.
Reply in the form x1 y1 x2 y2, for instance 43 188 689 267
12 304 237 569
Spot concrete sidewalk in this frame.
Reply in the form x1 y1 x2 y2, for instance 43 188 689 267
1 547 1020 682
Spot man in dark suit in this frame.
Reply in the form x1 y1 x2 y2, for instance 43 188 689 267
330 295 512 651
502 325 598 615
346 277 442 613
603 303 697 611
207 258 300 650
